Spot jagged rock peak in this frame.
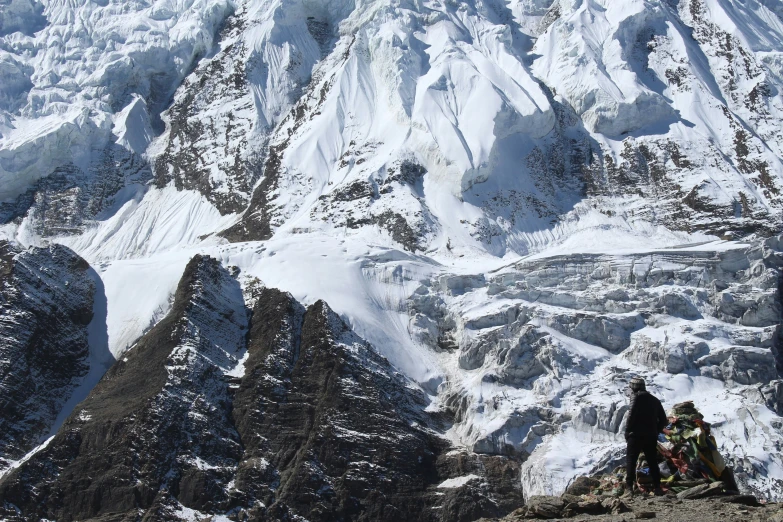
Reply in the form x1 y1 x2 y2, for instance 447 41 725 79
0 258 524 521
0 253 247 521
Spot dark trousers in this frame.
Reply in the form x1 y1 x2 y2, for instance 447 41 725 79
626 436 660 487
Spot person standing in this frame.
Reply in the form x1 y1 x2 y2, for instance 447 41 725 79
624 377 667 496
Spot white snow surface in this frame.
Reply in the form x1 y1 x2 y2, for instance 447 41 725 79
437 474 482 488
2 0 783 504
0 435 54 483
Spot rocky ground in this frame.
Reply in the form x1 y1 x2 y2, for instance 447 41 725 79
481 493 783 521
1 0 783 518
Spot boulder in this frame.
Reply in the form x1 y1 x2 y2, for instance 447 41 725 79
565 476 601 496
677 481 725 500
525 495 565 518
562 498 605 516
601 498 631 514
717 494 760 506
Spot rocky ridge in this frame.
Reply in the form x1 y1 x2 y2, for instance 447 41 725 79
0 241 98 474
0 254 248 520
0 255 524 521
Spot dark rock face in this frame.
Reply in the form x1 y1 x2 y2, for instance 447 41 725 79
371 210 423 252
583 136 783 239
154 11 263 216
216 140 283 242
305 160 434 253
232 290 523 521
0 143 152 237
235 290 445 520
217 86 317 244
0 254 248 521
435 451 526 521
0 256 524 521
0 241 95 472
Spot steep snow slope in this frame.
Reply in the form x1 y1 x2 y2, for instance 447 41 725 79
1 0 783 507
6 0 783 251
0 0 233 233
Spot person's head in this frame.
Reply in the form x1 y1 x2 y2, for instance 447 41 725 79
629 377 646 394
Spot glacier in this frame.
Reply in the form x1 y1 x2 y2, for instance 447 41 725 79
1 0 783 514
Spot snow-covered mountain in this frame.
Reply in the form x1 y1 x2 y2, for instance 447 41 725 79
1 0 783 518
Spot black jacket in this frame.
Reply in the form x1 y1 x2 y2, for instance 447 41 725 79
625 391 667 441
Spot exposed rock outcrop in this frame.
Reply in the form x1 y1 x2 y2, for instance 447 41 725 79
0 241 96 473
0 256 524 521
0 254 248 520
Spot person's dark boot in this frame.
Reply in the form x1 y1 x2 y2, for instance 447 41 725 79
621 485 637 498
